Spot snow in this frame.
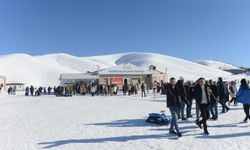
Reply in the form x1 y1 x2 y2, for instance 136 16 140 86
0 92 249 150
1 52 245 87
113 53 233 80
196 60 243 71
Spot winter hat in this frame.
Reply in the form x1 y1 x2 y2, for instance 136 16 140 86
179 76 184 81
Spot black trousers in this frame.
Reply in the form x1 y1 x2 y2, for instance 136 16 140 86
243 104 250 119
230 97 237 105
199 104 210 131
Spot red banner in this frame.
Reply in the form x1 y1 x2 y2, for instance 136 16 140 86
110 78 124 85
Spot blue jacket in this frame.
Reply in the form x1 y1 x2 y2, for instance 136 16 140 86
236 86 250 104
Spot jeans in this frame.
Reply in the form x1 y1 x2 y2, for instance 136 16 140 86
230 97 237 105
141 90 146 97
210 102 218 119
196 101 200 121
169 106 180 133
178 100 185 119
186 99 193 117
219 97 229 112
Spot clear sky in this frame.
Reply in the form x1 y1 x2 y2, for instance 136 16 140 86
0 0 249 67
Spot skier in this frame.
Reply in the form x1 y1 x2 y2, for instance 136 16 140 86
166 77 182 137
236 79 250 123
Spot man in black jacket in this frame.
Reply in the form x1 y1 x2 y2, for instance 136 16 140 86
185 81 194 118
194 77 211 135
166 77 182 137
208 80 219 120
217 77 230 113
176 77 189 120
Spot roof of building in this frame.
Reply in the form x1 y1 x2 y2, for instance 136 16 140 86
59 73 99 80
6 83 25 85
0 75 6 78
99 63 154 75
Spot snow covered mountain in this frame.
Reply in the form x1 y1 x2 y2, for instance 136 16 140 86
0 52 245 86
196 60 244 71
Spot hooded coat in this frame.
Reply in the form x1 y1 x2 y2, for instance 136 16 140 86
236 86 250 104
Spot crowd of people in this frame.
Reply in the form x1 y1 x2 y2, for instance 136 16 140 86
7 86 17 95
166 76 250 138
25 85 53 96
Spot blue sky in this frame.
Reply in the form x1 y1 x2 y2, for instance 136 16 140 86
0 0 249 67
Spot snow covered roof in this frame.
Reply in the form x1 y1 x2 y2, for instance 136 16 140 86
6 83 25 85
59 73 99 80
99 63 153 75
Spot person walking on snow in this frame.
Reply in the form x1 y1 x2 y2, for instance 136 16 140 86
217 77 230 113
166 77 182 137
30 85 34 96
236 79 250 123
229 81 237 106
176 77 189 120
208 80 219 120
194 78 211 135
141 83 146 98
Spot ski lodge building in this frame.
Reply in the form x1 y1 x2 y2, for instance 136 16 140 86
59 63 167 89
6 83 25 91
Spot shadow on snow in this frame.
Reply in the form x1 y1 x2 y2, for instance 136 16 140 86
38 118 250 149
85 119 167 128
38 134 172 149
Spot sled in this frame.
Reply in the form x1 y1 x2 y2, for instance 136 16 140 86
146 110 170 125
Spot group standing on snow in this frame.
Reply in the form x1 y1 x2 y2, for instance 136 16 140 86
25 85 54 96
166 76 250 137
7 86 17 95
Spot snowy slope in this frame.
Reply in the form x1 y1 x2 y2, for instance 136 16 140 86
0 54 80 86
0 52 245 87
196 60 243 71
114 53 232 80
